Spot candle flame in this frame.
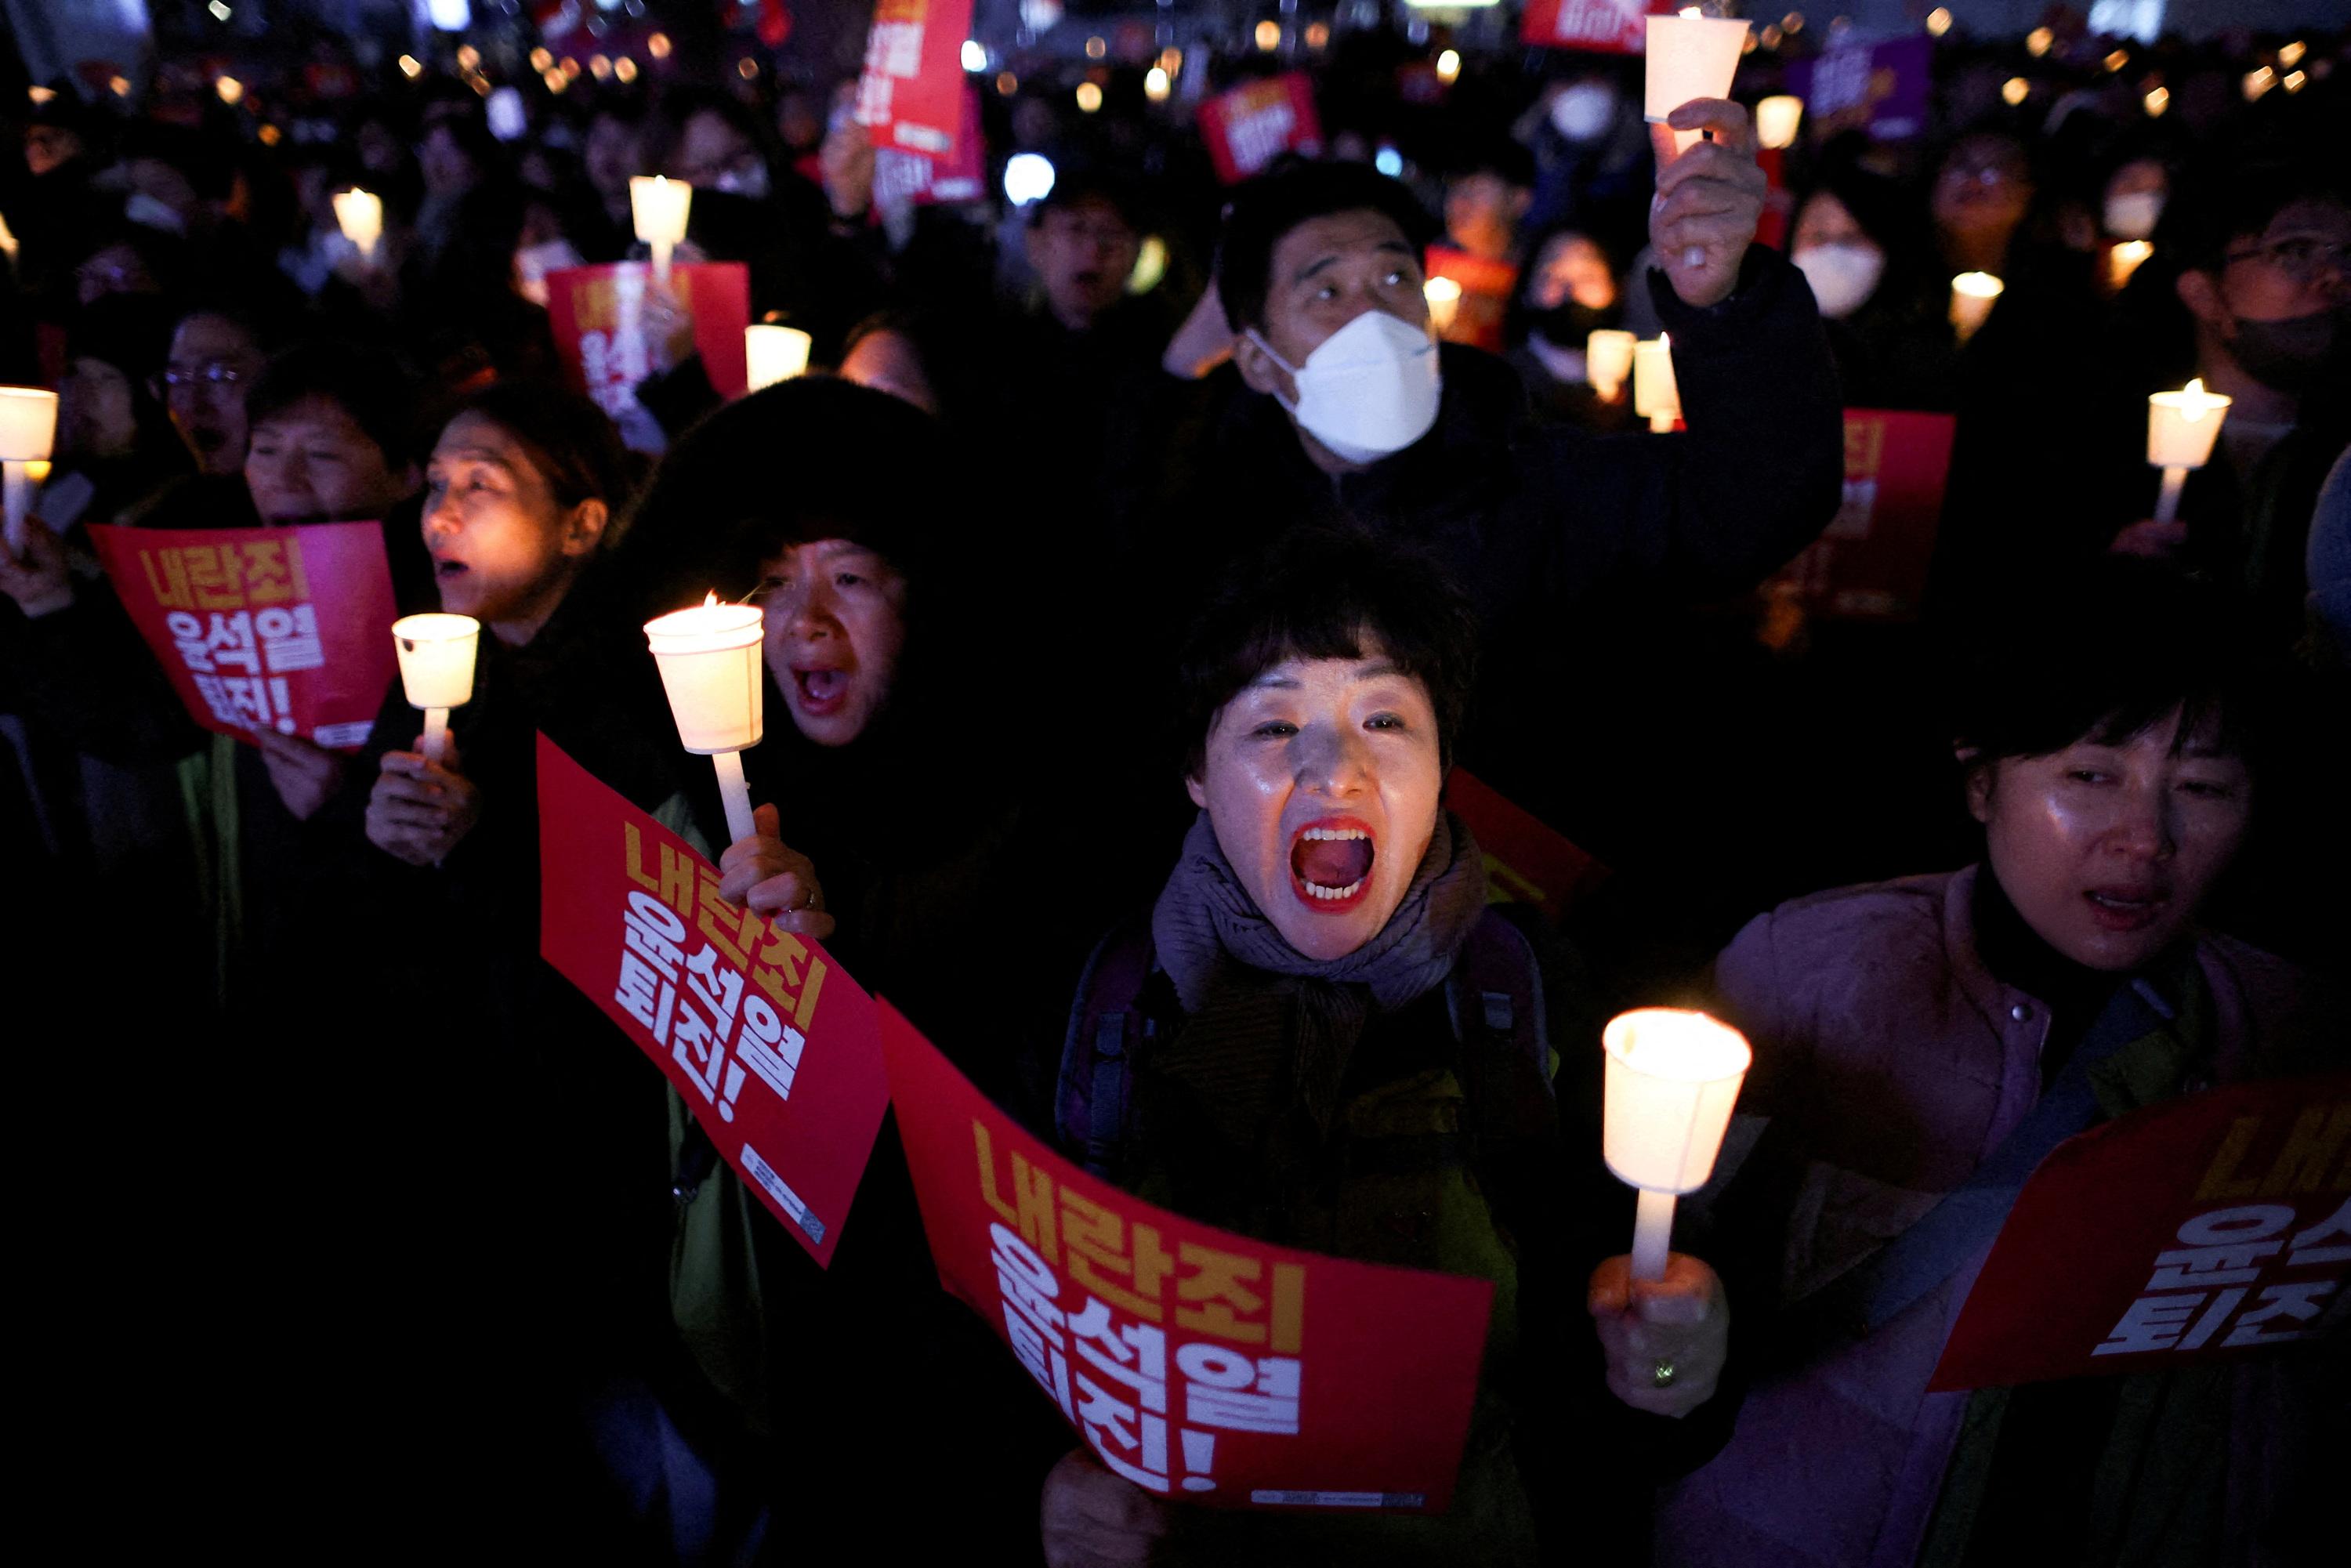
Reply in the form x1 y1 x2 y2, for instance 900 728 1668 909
1657 331 1671 348
2184 378 2205 397
703 590 719 608
2180 377 2215 422
1680 5 1703 16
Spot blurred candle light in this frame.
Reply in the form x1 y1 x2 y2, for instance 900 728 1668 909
0 209 17 268
1646 10 1752 154
2244 67 2273 101
744 324 813 391
332 188 383 264
2108 239 2154 291
390 613 480 763
1145 66 1172 102
216 76 244 107
2143 85 2169 117
2278 41 2306 68
1423 276 1462 335
1602 1009 1752 1280
2001 75 2030 106
2026 27 2052 58
2283 71 2306 94
1256 21 1281 52
647 595 766 844
1634 335 1680 433
1075 81 1103 114
1925 7 1951 37
1 386 60 553
1949 270 2002 342
1755 94 1803 150
962 39 987 72
1436 49 1462 85
2146 378 2231 523
631 176 693 286
1587 328 1637 401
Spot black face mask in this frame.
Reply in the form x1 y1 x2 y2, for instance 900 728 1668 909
1524 300 1618 347
2227 305 2351 395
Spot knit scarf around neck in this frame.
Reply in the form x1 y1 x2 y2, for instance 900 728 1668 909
1143 809 1488 1153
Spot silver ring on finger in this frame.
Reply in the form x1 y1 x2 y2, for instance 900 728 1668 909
1652 1361 1678 1389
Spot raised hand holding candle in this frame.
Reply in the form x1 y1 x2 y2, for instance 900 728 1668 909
332 189 383 264
392 613 481 763
1602 1009 1753 1281
1633 335 1681 433
646 592 765 845
0 386 60 554
744 324 813 391
1646 9 1752 155
1949 271 2004 342
1587 329 1637 402
631 176 694 287
2146 378 2231 523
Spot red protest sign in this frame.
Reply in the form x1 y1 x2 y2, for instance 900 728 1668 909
87 521 397 751
536 733 891 1268
878 1002 1494 1511
1931 1073 2351 1392
1764 408 1954 621
1521 0 1674 54
1447 768 1610 922
874 85 985 208
1198 74 1324 186
544 262 752 433
854 0 973 163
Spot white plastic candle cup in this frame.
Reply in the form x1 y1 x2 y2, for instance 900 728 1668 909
2146 380 2231 469
646 600 765 755
1949 271 2004 342
392 613 481 710
632 176 693 284
0 386 60 462
1587 329 1637 400
1633 336 1680 430
1600 1008 1753 1195
1645 13 1753 125
332 189 383 263
744 324 813 391
1755 94 1804 150
1423 276 1463 335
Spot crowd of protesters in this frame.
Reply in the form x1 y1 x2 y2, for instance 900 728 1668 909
2 12 2346 1566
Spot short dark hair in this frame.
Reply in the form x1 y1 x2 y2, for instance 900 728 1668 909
246 342 418 470
441 381 636 544
1215 161 1438 333
1946 560 2270 774
1176 529 1479 780
1029 170 1143 233
2165 158 2350 275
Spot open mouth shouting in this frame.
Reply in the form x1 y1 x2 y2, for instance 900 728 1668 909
433 552 469 583
788 660 853 719
2083 883 2169 933
1290 817 1375 911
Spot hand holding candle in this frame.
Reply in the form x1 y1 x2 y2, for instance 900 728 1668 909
631 176 694 286
0 386 60 556
646 592 765 845
392 613 481 762
2146 377 2231 524
1644 15 1766 310
1601 1008 1752 1281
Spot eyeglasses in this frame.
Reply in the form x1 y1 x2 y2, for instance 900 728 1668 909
159 363 250 390
2223 236 2351 283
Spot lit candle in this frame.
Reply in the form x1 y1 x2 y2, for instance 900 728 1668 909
1646 9 1753 154
1755 94 1804 150
0 386 60 554
1422 275 1463 335
1602 1009 1753 1281
0 208 18 268
2107 239 2154 292
1633 335 1681 433
1949 271 2004 343
2145 378 2231 524
631 176 694 287
744 324 813 391
390 613 481 763
646 592 766 845
332 189 383 265
1587 329 1637 401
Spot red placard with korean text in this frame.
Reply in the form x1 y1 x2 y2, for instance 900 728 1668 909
544 262 752 440
1930 1073 2351 1391
537 733 890 1268
879 1002 1494 1511
875 85 985 208
1198 74 1324 186
1764 409 1955 621
1520 0 1675 54
854 0 972 164
87 521 397 751
1447 769 1610 922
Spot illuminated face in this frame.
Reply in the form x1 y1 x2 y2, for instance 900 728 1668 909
60 356 138 460
1792 189 1868 252
2212 198 2351 324
1528 230 1617 311
1444 172 1527 264
1235 208 1427 405
245 396 413 523
839 329 939 415
1969 708 2252 972
756 539 909 747
1024 197 1140 331
422 411 600 634
1186 649 1444 962
1933 134 2032 243
163 313 264 476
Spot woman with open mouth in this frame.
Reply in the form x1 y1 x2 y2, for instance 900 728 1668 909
1039 531 1737 1568
1655 560 2341 1568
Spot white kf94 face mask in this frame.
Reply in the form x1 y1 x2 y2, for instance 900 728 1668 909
1248 310 1443 465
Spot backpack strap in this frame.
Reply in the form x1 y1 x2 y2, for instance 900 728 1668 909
1057 914 1168 1180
